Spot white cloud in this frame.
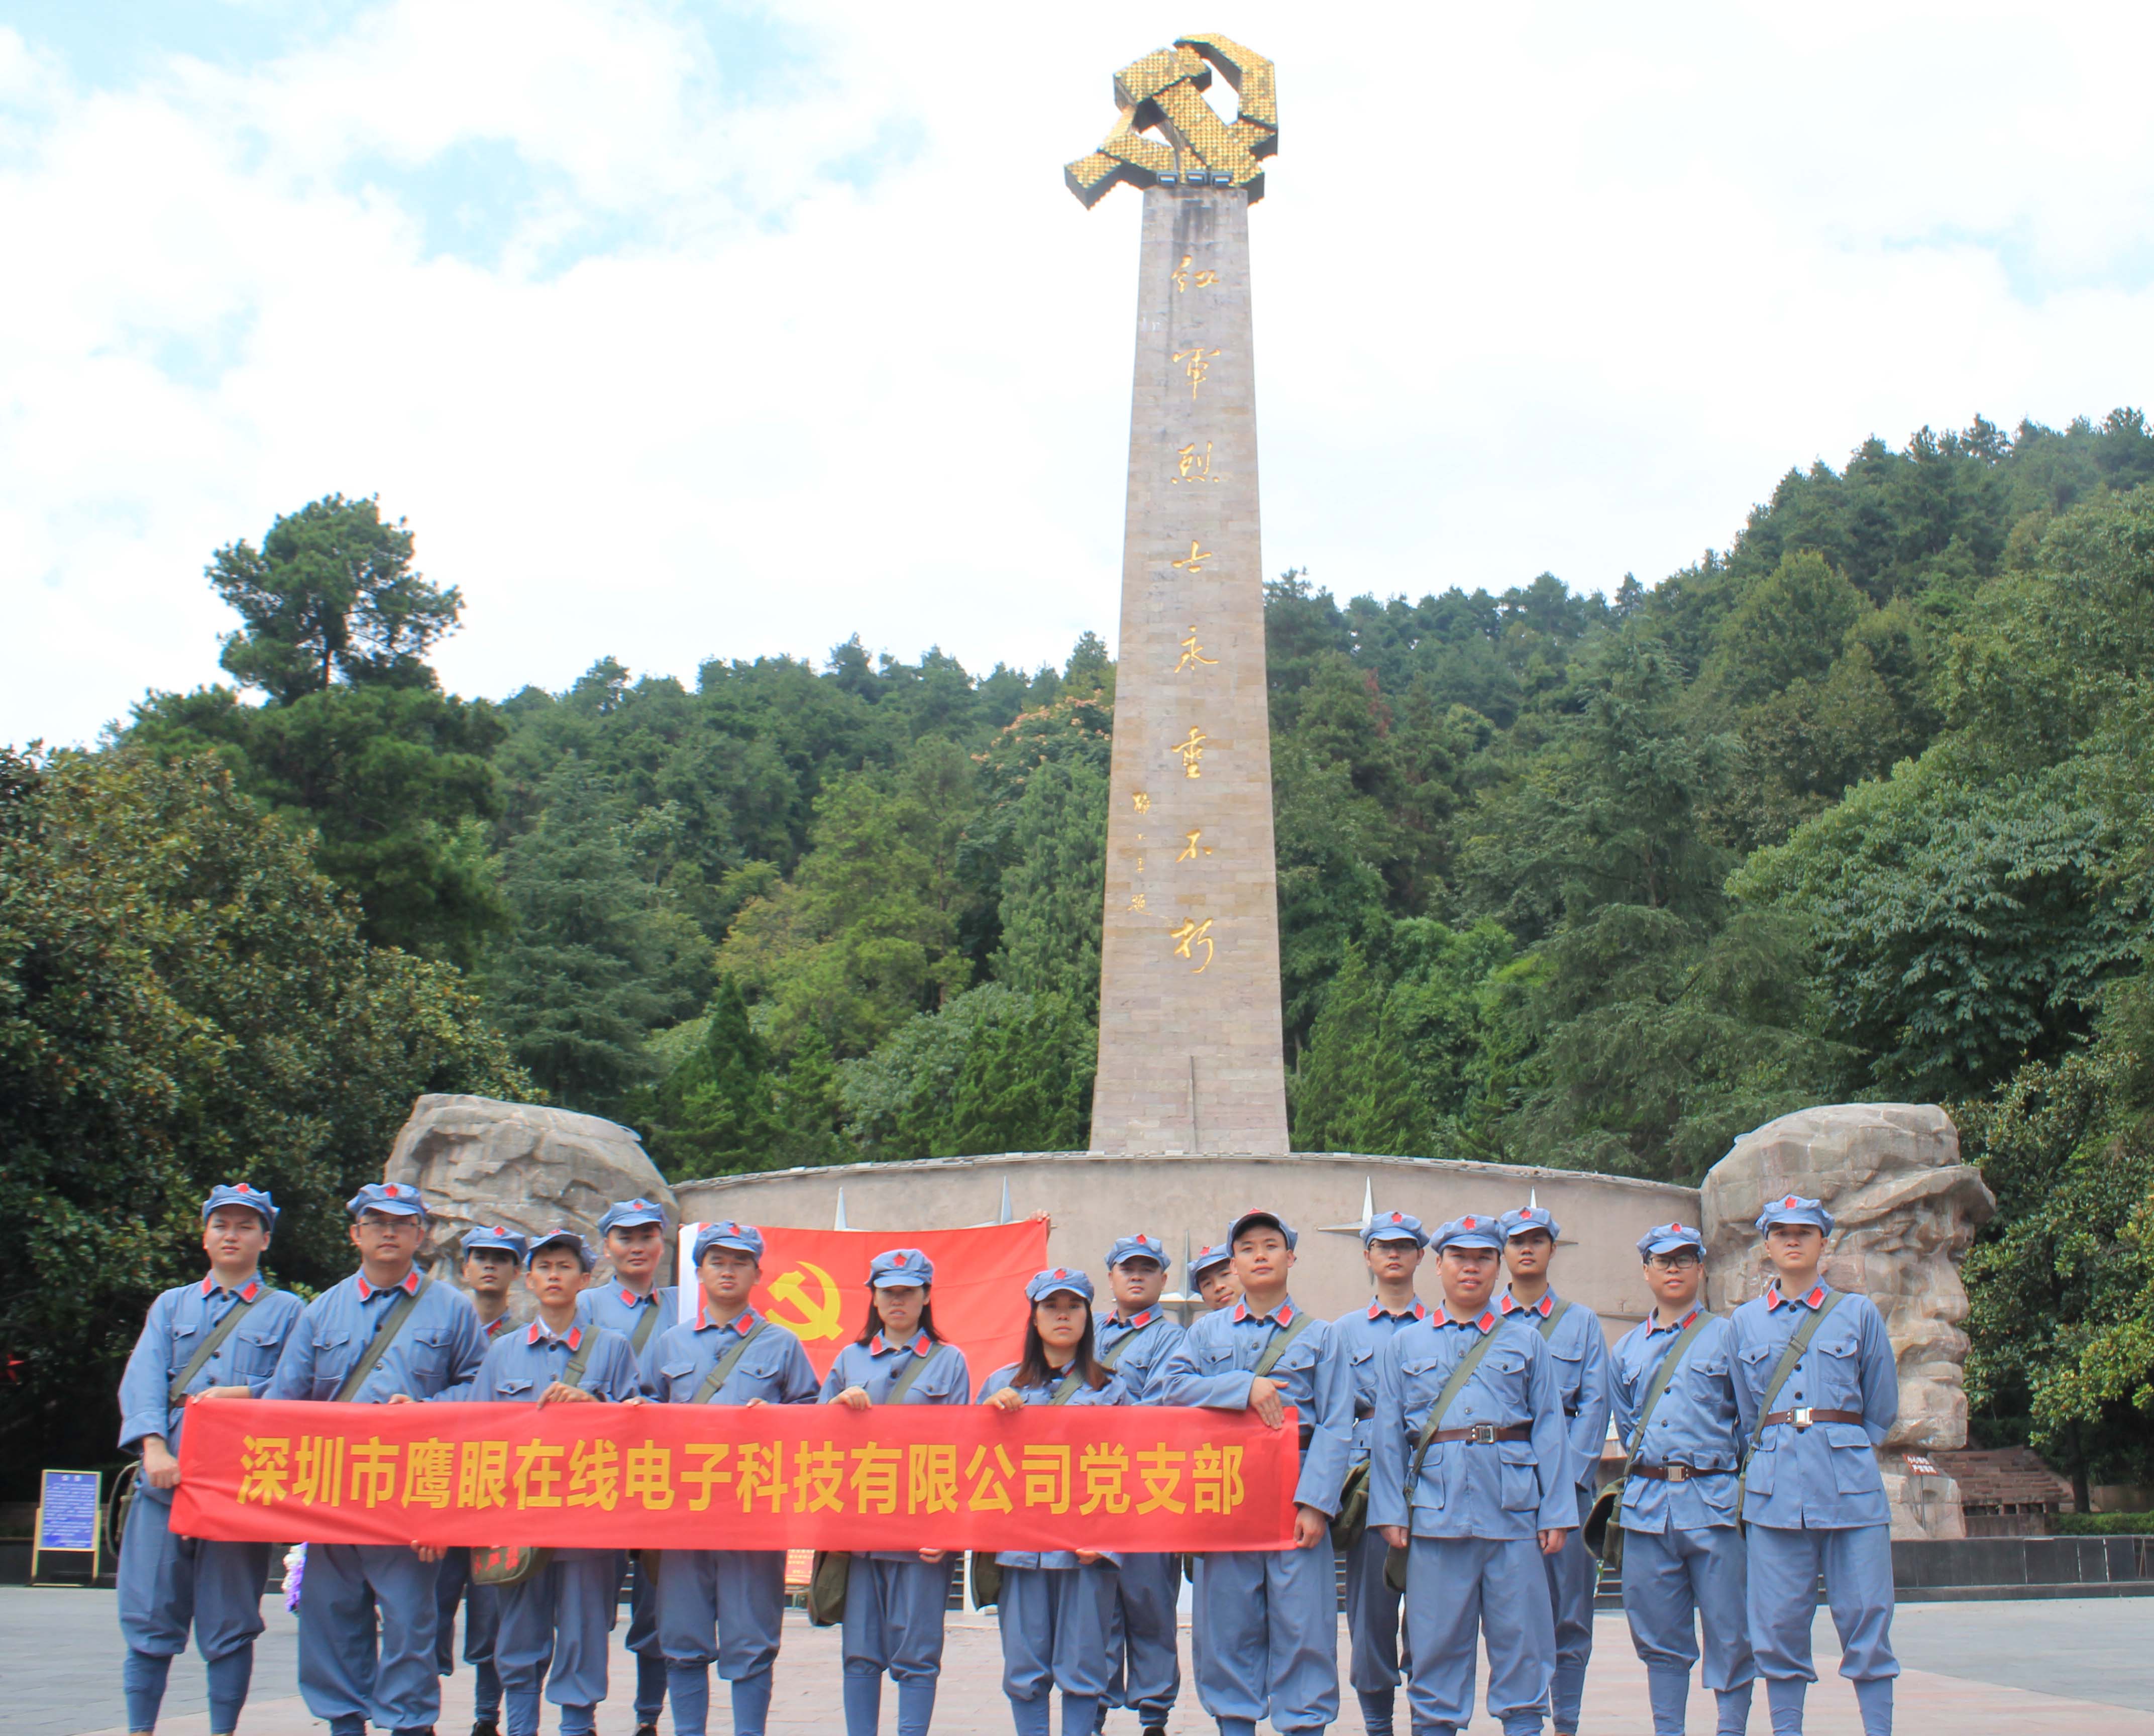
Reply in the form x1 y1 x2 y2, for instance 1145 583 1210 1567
7 2 2154 746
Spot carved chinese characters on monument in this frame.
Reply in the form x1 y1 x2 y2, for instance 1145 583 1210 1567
1071 36 1289 1154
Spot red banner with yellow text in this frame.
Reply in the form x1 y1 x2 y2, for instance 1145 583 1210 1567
171 1398 1297 1552
680 1219 1047 1383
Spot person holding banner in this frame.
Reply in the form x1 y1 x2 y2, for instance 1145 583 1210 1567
577 1196 679 1736
267 1182 488 1736
436 1226 526 1736
1369 1213 1575 1736
1497 1202 1611 1736
1607 1222 1755 1736
1330 1210 1431 1736
466 1230 643 1736
1157 1209 1354 1736
645 1221 819 1736
981 1267 1131 1736
1093 1234 1186 1736
822 1247 972 1736
115 1182 304 1736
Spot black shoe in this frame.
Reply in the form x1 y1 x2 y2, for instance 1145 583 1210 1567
633 1725 659 1736
471 1722 499 1736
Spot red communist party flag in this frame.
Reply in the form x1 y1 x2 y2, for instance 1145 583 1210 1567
677 1219 1049 1382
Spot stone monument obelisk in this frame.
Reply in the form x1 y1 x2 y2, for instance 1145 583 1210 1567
1067 37 1289 1155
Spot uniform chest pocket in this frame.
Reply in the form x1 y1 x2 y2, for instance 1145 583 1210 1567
658 1358 699 1396
404 1326 453 1385
1810 1330 1863 1400
1485 1349 1528 1380
235 1324 287 1375
494 1376 536 1400
313 1329 355 1398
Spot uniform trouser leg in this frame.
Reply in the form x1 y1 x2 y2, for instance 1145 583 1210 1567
1543 1485 1595 1730
120 1488 272 1728
1404 1535 1555 1736
434 1553 503 1721
1622 1525 1756 1735
1746 1524 1897 1708
1106 1551 1180 1722
494 1562 561 1736
625 1551 666 1722
435 1551 469 1677
1001 1567 1118 1734
1343 1523 1403 1697
298 1542 441 1732
712 1551 784 1736
1192 1542 1339 1734
841 1557 951 1736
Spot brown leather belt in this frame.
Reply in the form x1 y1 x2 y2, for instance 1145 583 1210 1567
1632 1462 1727 1482
1428 1423 1533 1444
1761 1407 1863 1429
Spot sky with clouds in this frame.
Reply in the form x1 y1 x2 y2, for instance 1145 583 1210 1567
7 1 2154 748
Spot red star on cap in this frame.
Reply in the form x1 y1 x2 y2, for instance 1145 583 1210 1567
383 1183 398 1196
1783 1196 1798 1207
892 1252 907 1265
1389 1212 1403 1223
1462 1215 1476 1229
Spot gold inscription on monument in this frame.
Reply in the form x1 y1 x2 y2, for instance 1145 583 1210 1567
1171 541 1215 574
1171 726 1210 778
1131 792 1152 814
1171 442 1218 485
1172 254 1221 292
1176 829 1213 861
1169 916 1216 972
1174 627 1219 673
1172 346 1222 398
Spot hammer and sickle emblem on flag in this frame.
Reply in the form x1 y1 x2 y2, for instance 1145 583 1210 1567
1065 34 1277 208
764 1260 844 1340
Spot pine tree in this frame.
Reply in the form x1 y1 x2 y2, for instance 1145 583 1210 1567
992 759 1108 1008
1290 943 1431 1155
647 978 785 1177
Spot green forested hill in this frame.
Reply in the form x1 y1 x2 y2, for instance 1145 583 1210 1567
9 409 2154 1492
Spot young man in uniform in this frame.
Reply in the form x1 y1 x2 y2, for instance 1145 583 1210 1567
116 1183 305 1736
467 1229 643 1736
1330 1210 1430 1736
1158 1209 1354 1736
645 1221 819 1736
1609 1222 1755 1736
1369 1213 1574 1736
577 1198 680 1736
1095 1233 1188 1736
268 1182 487 1736
1730 1196 1898 1736
1188 1242 1239 1313
1498 1204 1610 1736
436 1227 526 1736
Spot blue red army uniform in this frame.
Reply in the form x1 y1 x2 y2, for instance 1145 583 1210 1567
267 1182 488 1736
435 1225 526 1736
464 1230 643 1736
1369 1212 1577 1736
980 1268 1132 1736
1730 1195 1899 1736
643 1221 820 1736
820 1247 973 1736
1092 1232 1188 1736
1497 1202 1612 1736
115 1183 306 1736
1609 1221 1757 1736
1158 1209 1355 1736
1329 1209 1432 1736
576 1197 681 1736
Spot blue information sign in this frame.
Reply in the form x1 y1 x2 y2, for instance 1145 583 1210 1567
38 1469 99 1552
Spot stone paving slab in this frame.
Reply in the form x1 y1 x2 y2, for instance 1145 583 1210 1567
45 1600 2154 1735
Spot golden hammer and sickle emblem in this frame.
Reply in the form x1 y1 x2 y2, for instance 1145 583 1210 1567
763 1260 844 1340
1065 34 1277 209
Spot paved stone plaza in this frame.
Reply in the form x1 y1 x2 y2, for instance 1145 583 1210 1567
17 1586 2149 1735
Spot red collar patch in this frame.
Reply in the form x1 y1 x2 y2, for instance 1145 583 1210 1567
871 1331 932 1357
1499 1291 1555 1318
620 1286 657 1308
356 1269 420 1301
484 1315 514 1339
1367 1297 1429 1321
697 1301 761 1335
1233 1299 1296 1326
526 1322 583 1349
1652 1305 1702 1334
1119 1308 1158 1330
201 1275 263 1300
1766 1283 1828 1312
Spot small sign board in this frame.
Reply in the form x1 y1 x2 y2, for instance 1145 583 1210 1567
33 1468 101 1581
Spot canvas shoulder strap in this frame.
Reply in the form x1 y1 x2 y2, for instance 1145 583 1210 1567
559 1334 596 1393
1535 1298 1574 1340
1748 1290 1844 1453
335 1279 428 1403
1405 1325 1504 1491
887 1342 945 1404
1623 1311 1711 1462
693 1319 769 1404
1050 1367 1089 1403
1099 1314 1157 1372
629 1297 665 1354
167 1293 258 1406
1252 1308 1314 1379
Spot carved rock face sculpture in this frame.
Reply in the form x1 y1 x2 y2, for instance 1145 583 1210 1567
383 1094 678 1316
1700 1103 1995 1538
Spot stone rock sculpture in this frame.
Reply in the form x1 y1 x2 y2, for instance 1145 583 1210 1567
1700 1103 1995 1539
382 1094 677 1322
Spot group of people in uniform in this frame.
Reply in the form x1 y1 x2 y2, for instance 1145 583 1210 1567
116 1179 1903 1736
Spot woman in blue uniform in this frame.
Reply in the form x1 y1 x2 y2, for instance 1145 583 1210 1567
465 1230 643 1736
820 1249 972 1736
979 1267 1131 1736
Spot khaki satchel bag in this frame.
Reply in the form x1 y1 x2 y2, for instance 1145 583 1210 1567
472 1333 597 1588
1382 1327 1503 1594
808 1343 946 1625
1582 1311 1710 1569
